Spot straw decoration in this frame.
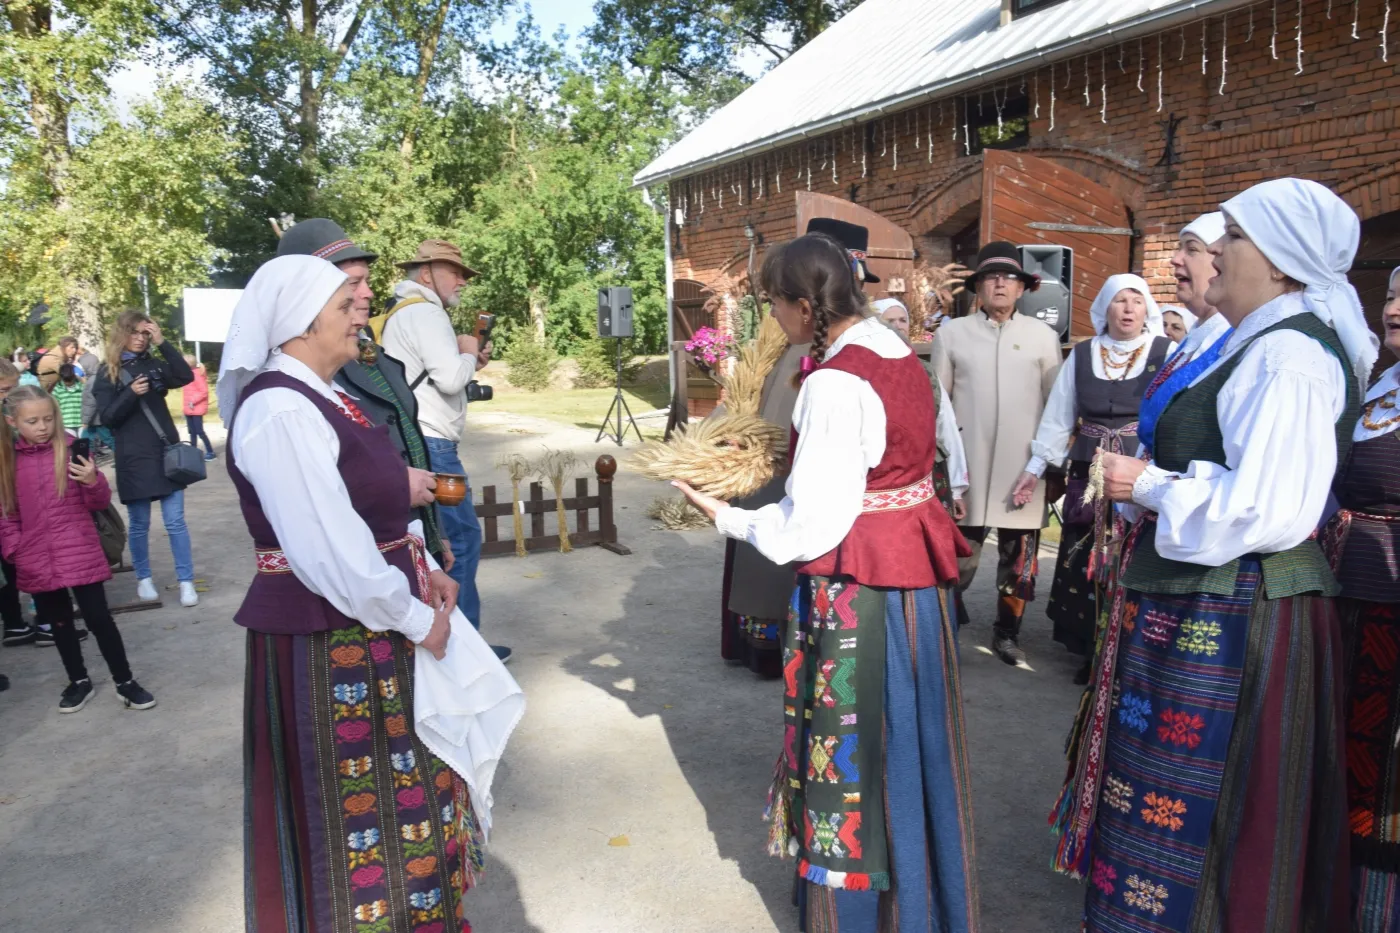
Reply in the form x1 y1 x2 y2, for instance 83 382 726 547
498 453 532 558
721 315 788 416
646 496 712 530
631 412 788 500
536 449 578 553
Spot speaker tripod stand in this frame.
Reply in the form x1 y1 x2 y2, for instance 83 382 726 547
596 337 643 446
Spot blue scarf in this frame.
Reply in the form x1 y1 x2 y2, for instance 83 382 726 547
1136 329 1234 456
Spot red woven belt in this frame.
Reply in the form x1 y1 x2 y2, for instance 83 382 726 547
862 473 935 513
255 534 432 605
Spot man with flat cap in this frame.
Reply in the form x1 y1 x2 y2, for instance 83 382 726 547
932 241 1062 666
276 219 447 569
379 240 508 663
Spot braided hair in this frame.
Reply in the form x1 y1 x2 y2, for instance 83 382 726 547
758 233 869 377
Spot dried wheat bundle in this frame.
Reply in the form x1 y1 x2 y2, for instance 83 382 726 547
535 449 578 553
631 411 787 500
910 261 971 338
497 453 532 558
646 496 712 530
721 315 788 417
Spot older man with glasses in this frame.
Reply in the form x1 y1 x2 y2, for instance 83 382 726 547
931 241 1062 666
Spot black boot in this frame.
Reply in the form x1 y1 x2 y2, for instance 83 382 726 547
1073 655 1093 685
992 595 1028 666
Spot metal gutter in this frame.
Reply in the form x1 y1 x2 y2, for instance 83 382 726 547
633 0 1252 188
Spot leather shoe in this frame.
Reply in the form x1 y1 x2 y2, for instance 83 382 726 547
992 632 1027 666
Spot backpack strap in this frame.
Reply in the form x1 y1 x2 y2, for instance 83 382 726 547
368 294 429 344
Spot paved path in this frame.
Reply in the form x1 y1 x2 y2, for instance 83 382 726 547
0 409 1086 932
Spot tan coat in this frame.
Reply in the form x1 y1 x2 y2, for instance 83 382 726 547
727 342 808 619
931 312 1061 530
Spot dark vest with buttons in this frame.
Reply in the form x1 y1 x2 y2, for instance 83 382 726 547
1121 313 1360 598
1067 336 1172 462
1334 430 1400 602
227 371 419 635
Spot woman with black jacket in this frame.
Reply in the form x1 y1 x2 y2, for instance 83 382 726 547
92 311 200 607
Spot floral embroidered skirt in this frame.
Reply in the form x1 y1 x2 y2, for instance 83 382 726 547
1085 565 1348 932
773 576 979 933
244 626 481 933
1340 598 1400 932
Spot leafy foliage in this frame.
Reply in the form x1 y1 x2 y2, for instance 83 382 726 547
503 336 558 393
575 337 642 389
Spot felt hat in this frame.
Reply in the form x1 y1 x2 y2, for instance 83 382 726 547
965 241 1039 291
395 239 479 278
805 218 881 283
277 218 378 265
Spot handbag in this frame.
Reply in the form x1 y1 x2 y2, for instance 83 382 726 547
93 504 128 566
119 368 207 486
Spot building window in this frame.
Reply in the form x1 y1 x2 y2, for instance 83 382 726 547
967 91 1030 154
1012 0 1071 15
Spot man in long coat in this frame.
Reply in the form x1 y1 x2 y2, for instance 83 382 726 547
931 241 1061 666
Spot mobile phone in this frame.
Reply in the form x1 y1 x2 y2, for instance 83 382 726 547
70 438 91 462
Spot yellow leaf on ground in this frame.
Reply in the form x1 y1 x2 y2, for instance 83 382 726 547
608 835 630 847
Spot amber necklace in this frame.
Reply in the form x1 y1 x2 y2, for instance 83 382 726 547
1362 389 1400 431
1099 340 1146 380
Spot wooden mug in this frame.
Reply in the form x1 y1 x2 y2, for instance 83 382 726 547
434 472 468 506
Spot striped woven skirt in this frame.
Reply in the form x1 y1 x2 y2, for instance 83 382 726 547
720 539 784 679
1340 598 1400 932
774 577 979 933
244 625 481 933
1084 568 1348 932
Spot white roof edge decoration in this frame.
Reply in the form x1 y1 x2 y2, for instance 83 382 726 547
634 0 1247 188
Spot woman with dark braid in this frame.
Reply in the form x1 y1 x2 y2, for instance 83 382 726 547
675 233 978 932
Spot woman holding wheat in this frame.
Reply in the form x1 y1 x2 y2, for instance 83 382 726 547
675 233 978 932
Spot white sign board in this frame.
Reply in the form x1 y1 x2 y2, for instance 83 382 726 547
183 288 242 344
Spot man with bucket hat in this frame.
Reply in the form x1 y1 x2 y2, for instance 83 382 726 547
931 241 1062 666
381 239 509 663
276 219 447 567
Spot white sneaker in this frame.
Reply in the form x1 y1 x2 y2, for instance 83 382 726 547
136 578 158 601
179 582 199 608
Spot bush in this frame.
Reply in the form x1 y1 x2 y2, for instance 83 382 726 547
504 338 558 392
574 337 641 388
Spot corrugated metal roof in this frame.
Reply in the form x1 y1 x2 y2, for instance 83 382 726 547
634 0 1247 186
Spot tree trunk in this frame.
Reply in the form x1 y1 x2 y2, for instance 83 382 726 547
399 0 453 160
8 2 103 344
528 288 547 344
298 0 321 175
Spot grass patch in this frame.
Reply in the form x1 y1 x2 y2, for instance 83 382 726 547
484 382 670 437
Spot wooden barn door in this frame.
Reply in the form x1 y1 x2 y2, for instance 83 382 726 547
981 149 1133 339
795 191 915 300
671 278 713 342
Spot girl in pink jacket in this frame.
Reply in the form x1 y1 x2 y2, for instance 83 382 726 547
0 386 155 712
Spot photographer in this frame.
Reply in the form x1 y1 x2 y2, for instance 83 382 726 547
92 311 199 608
380 239 509 662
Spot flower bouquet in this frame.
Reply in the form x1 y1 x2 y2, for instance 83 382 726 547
684 327 737 381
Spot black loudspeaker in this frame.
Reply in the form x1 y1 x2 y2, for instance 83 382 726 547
1017 245 1073 340
597 287 634 338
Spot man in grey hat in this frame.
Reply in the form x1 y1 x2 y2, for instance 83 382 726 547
380 239 507 663
276 219 449 570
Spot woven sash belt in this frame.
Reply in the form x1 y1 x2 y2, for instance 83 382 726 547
1077 419 1139 456
862 473 935 513
256 533 433 604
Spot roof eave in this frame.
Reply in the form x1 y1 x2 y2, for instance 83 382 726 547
632 0 1249 189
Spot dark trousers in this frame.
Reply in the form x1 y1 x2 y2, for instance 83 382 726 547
186 414 214 455
956 526 1040 635
0 558 22 629
33 583 131 684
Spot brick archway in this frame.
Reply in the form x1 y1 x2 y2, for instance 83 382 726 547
1337 163 1400 223
907 147 1149 237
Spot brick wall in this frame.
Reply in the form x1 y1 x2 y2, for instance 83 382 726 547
668 0 1400 329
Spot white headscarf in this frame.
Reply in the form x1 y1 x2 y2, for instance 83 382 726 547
872 298 907 318
1221 178 1377 394
1088 274 1165 338
1161 305 1197 332
1181 211 1226 246
216 254 349 420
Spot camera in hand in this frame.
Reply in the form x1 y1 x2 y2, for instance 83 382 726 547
466 380 492 403
145 369 166 392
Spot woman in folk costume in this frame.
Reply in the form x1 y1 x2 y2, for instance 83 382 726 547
675 234 977 933
1328 265 1400 932
721 337 808 678
1011 276 1173 683
1057 178 1372 932
1160 307 1194 343
218 255 481 933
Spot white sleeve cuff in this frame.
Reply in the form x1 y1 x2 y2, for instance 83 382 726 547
714 504 753 540
1025 455 1048 478
1131 464 1174 511
400 600 436 645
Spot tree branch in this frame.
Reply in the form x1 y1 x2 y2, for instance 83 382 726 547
322 0 370 88
734 22 792 61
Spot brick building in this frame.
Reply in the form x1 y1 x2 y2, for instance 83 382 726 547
636 0 1400 357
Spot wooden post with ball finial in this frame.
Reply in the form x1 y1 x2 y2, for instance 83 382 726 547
595 455 631 555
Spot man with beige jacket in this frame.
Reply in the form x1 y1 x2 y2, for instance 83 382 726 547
931 242 1061 666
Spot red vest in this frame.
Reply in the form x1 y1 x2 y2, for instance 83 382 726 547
797 346 970 588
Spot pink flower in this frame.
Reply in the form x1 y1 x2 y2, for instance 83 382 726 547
369 639 394 663
398 785 427 809
337 720 372 743
351 865 385 888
